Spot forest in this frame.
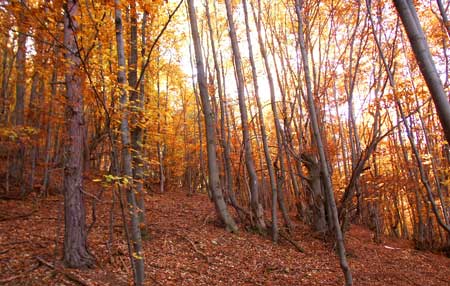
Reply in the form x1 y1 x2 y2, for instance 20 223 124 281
0 0 449 285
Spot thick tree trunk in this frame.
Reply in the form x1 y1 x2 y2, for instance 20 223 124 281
393 0 450 144
114 1 145 284
187 0 238 233
62 0 94 269
301 154 328 233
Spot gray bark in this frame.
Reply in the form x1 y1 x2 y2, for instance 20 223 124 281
128 1 148 238
393 0 450 144
114 1 145 284
372 0 450 234
244 0 279 239
187 0 238 233
204 0 239 209
295 1 353 285
224 0 266 232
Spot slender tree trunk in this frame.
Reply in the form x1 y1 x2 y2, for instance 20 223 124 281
114 1 145 284
224 0 265 232
204 0 239 209
245 0 283 239
28 71 40 190
42 65 57 195
12 0 27 194
128 1 148 238
295 1 353 285
62 0 94 269
187 0 238 233
188 40 206 194
156 54 165 193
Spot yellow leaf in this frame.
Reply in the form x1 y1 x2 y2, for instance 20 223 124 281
132 252 143 260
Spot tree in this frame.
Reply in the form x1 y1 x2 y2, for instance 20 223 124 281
393 0 450 144
62 0 94 269
128 0 148 238
245 0 280 240
224 0 266 233
187 0 238 233
294 0 353 284
11 0 27 195
114 0 145 284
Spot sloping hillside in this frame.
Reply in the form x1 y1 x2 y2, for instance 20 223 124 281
1 181 449 285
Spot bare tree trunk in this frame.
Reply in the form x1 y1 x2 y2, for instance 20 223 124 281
114 1 145 284
187 0 238 233
224 0 266 232
436 0 450 38
13 0 27 194
156 54 165 194
188 40 206 194
0 44 9 123
393 0 450 143
242 0 280 239
204 0 239 209
62 0 94 269
128 1 148 238
42 65 57 196
28 71 40 191
295 1 353 285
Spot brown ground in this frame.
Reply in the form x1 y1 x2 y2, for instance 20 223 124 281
0 180 449 286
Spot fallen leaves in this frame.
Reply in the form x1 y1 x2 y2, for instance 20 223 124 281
0 187 449 285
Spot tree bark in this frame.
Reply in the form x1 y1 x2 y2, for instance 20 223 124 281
204 0 240 210
187 0 238 233
128 1 148 238
244 0 281 240
295 1 353 285
114 1 145 284
12 0 27 194
393 0 450 144
62 0 94 269
224 0 266 232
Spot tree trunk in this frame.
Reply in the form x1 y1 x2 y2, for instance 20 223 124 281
187 0 238 233
62 0 94 269
114 1 145 284
295 1 353 285
42 65 57 196
12 0 27 194
224 0 266 232
244 0 280 240
393 0 450 144
128 1 148 238
204 0 239 210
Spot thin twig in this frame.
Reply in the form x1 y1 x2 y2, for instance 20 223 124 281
279 230 306 253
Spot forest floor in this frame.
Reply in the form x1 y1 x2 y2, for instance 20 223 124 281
0 174 449 285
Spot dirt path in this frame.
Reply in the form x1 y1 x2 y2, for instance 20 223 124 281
0 189 449 285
